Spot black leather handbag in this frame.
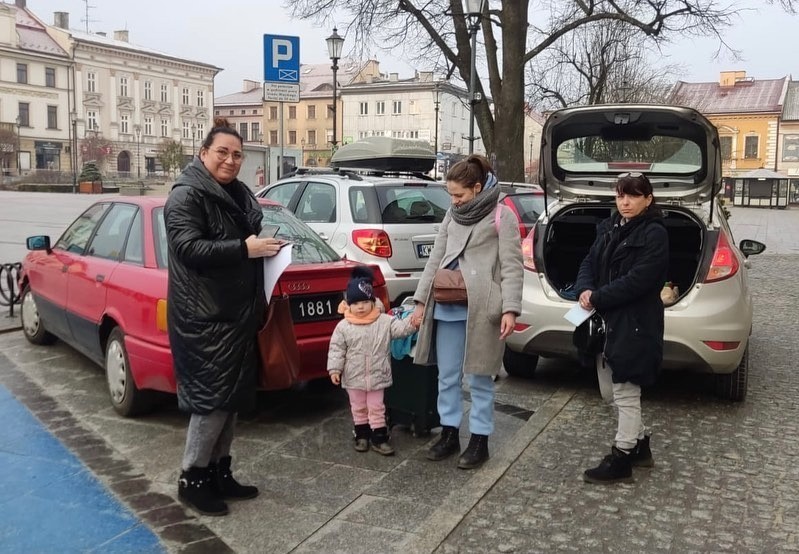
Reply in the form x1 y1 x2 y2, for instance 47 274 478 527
572 313 605 354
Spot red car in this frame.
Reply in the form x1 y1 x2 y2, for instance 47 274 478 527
18 197 389 416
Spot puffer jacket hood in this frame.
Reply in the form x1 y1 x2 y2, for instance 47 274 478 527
165 158 265 414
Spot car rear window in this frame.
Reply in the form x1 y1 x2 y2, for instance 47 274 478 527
260 204 340 264
556 135 702 175
349 184 450 224
511 194 545 224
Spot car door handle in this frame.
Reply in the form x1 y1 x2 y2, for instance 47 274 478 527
318 232 329 240
95 274 105 282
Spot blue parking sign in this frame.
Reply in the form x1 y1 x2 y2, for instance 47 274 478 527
263 34 300 83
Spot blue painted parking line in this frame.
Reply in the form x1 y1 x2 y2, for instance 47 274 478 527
0 384 164 553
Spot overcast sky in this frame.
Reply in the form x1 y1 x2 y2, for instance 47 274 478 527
25 0 797 96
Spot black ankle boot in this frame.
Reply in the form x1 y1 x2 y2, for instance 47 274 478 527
179 467 229 516
370 426 395 456
583 446 634 484
457 434 489 470
427 426 460 461
353 424 371 453
211 456 259 500
631 435 654 468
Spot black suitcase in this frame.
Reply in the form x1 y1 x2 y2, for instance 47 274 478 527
385 355 440 437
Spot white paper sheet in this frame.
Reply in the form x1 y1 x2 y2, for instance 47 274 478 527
563 303 595 327
263 244 292 304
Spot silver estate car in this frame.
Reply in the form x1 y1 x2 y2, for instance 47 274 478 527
504 104 766 401
256 168 449 305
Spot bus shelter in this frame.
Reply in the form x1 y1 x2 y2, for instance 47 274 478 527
732 169 790 209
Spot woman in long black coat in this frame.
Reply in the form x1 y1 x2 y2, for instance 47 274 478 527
574 173 668 484
165 117 283 516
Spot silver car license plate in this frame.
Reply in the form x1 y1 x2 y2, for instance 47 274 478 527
416 243 433 258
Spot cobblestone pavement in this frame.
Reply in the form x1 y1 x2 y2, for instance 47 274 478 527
436 253 799 553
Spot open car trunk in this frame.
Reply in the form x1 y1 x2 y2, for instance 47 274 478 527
540 204 705 300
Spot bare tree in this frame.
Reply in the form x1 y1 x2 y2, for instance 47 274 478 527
287 0 796 180
528 20 680 111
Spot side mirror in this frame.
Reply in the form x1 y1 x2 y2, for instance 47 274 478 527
739 239 766 258
26 235 52 253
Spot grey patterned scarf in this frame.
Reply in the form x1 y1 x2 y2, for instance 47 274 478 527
449 172 500 226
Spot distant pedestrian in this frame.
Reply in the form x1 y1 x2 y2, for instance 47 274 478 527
327 267 418 455
575 172 668 484
410 154 524 470
165 117 285 516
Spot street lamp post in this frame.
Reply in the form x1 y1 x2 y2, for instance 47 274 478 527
134 125 141 180
191 123 196 156
465 0 485 154
14 116 21 177
326 27 344 151
528 133 535 183
433 81 441 179
70 111 77 193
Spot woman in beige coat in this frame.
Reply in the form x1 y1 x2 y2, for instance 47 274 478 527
411 155 523 469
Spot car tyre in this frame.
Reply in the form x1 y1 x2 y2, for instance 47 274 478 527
715 343 748 402
105 327 151 417
503 346 539 379
20 285 57 345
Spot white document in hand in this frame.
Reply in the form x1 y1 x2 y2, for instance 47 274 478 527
263 245 292 304
564 303 595 327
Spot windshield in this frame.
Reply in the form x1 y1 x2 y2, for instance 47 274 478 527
154 205 340 268
556 135 702 175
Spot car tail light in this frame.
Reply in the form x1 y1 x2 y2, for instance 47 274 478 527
352 229 392 258
156 299 168 332
703 340 740 351
704 231 739 283
521 227 537 272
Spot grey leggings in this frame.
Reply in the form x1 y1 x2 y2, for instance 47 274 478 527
181 410 237 470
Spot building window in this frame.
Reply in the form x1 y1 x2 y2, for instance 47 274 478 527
376 101 385 115
327 104 334 119
197 90 205 107
252 109 258 115
288 130 297 144
182 88 190 105
196 123 205 139
144 81 152 100
45 67 56 88
87 71 96 93
87 110 98 131
239 122 248 142
241 110 246 115
119 76 128 97
251 122 260 142
160 83 168 103
269 130 278 145
121 114 129 134
229 110 234 116
144 117 153 136
18 103 30 127
307 129 316 145
182 121 190 139
744 136 759 159
359 102 368 116
358 131 368 139
45 106 58 129
392 100 402 114
17 63 28 84
288 106 296 119
720 136 732 160
307 105 316 119
161 118 169 137
269 106 278 119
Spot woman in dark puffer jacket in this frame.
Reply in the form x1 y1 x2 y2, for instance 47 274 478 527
575 173 669 484
165 117 284 516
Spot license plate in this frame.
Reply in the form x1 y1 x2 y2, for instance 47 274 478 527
416 243 434 258
289 293 343 322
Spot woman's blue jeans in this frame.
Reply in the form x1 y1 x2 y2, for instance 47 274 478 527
435 319 495 435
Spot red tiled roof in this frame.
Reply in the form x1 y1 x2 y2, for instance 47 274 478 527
670 77 788 114
10 3 69 57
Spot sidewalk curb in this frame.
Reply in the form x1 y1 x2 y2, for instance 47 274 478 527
403 388 576 554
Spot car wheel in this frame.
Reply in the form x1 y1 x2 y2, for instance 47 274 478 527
503 346 539 379
20 286 56 345
715 343 748 402
105 327 150 417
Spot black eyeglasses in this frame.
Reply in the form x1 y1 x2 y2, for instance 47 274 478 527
618 172 644 178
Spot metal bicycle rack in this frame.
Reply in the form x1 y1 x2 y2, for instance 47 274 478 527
0 262 22 318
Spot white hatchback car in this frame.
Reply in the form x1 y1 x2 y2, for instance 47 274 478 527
504 104 766 401
256 168 449 305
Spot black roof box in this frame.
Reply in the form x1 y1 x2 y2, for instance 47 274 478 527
331 136 436 172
